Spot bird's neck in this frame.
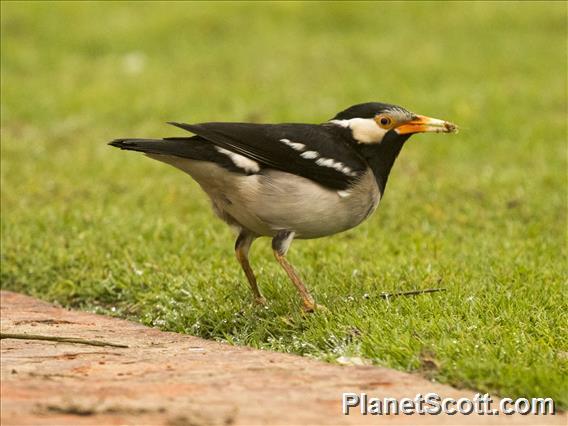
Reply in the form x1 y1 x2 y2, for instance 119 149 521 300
358 133 409 195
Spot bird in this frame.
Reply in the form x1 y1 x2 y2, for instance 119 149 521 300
109 102 458 312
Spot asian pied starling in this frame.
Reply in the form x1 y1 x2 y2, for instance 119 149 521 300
109 102 458 312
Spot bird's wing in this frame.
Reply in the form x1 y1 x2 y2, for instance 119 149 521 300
109 136 260 175
168 122 368 190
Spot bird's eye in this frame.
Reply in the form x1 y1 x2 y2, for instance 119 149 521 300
375 115 392 128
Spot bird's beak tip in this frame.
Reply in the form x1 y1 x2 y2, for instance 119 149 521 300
395 115 459 135
444 121 459 134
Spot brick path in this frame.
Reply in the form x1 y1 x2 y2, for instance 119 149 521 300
0 291 563 425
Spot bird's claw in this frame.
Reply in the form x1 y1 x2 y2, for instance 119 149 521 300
253 296 268 306
302 301 329 314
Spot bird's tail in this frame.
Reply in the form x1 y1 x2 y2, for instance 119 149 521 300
109 135 233 167
109 138 194 157
108 137 204 158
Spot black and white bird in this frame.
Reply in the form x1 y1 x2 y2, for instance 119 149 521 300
109 102 457 312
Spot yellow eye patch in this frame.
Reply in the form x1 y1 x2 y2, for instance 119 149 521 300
374 114 394 129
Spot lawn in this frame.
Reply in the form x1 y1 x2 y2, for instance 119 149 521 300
1 1 567 408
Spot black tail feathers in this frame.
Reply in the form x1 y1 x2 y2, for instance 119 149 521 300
108 136 220 163
108 137 203 158
108 138 162 152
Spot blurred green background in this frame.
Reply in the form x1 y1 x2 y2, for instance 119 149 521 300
1 1 567 406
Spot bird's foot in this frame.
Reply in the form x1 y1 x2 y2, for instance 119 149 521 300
253 296 268 306
302 300 329 314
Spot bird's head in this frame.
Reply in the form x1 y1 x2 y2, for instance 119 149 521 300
329 102 458 144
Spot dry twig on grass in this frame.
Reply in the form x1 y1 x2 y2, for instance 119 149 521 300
0 332 129 348
379 288 446 300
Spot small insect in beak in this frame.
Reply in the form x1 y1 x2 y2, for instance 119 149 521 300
394 115 459 135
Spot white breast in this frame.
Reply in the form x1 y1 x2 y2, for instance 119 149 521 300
232 169 380 238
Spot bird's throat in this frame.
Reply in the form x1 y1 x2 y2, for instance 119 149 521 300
358 133 410 195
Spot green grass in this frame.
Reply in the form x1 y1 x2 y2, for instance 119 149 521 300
2 1 567 407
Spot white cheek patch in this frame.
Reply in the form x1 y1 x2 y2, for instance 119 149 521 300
279 138 306 151
215 147 260 173
329 118 388 144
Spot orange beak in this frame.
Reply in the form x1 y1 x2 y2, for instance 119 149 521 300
394 115 458 135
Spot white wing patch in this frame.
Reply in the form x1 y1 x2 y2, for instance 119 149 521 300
316 157 357 177
300 150 318 159
279 139 306 151
215 147 260 173
316 158 335 168
280 137 358 178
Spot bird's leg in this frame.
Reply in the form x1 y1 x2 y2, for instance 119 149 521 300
272 231 316 312
235 232 266 305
